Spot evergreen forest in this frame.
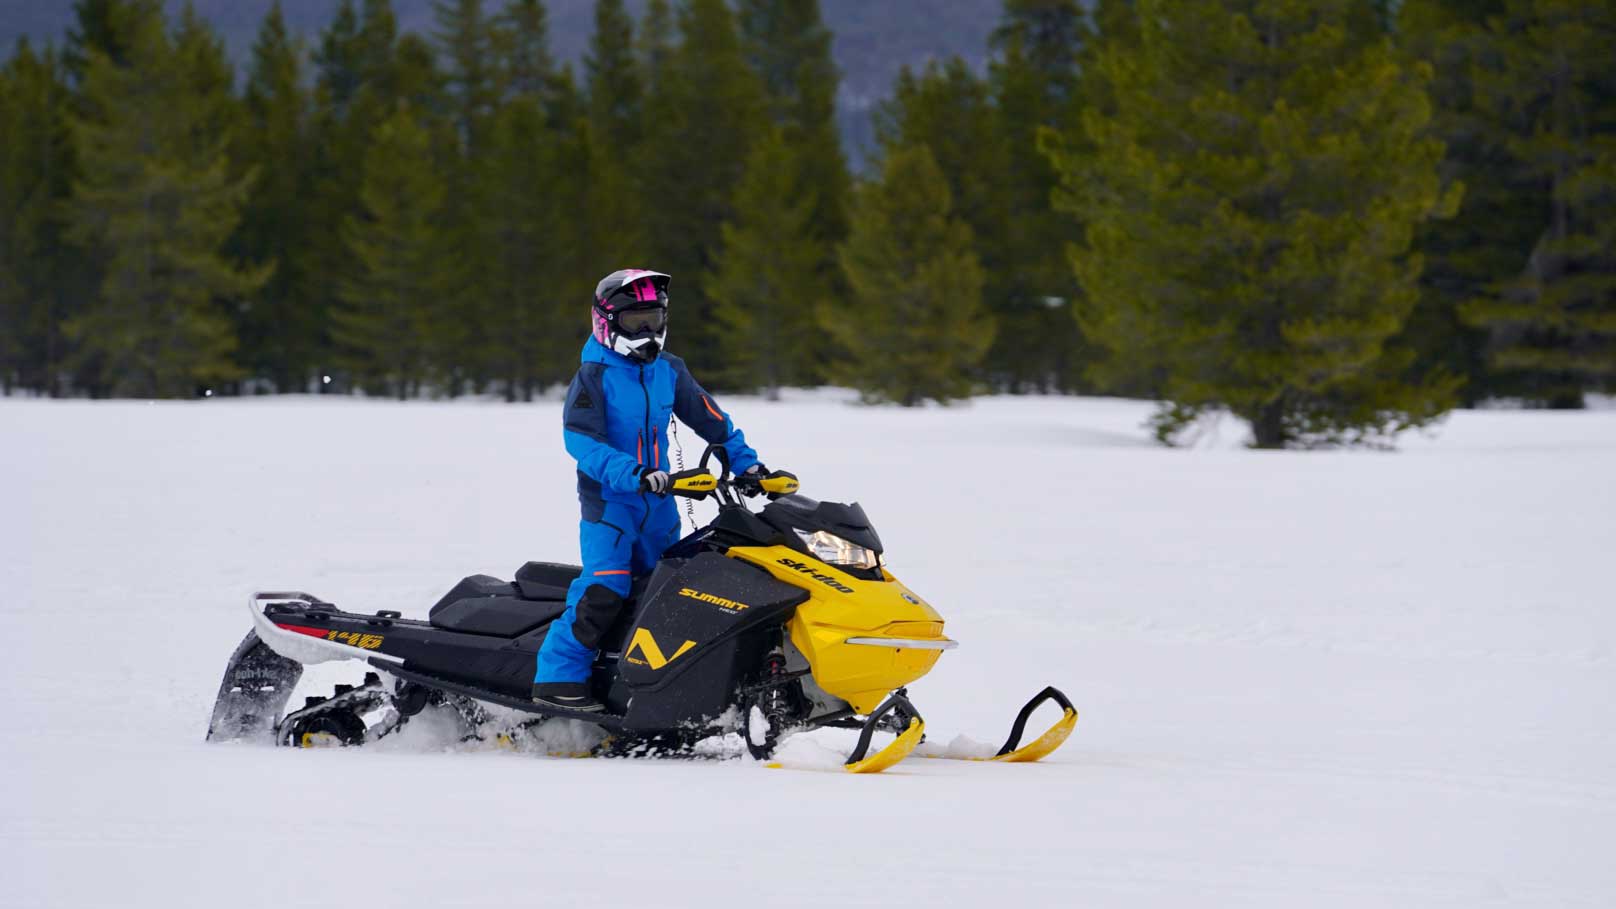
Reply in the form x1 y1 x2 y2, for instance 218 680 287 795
2 0 1612 447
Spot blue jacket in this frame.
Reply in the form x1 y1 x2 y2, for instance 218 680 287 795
563 337 759 519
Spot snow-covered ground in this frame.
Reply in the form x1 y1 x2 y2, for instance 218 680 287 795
3 392 1612 908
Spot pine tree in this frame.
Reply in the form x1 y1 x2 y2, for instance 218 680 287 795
473 95 567 400
65 3 267 397
233 1 319 392
640 0 675 83
0 51 20 391
493 0 558 105
355 0 400 92
1053 0 1461 448
333 102 448 399
1393 0 1526 405
306 0 415 392
314 0 363 114
1455 0 1616 406
988 0 1093 392
879 61 1008 263
708 127 828 397
587 0 641 137
578 0 646 267
465 0 576 399
434 0 496 153
392 34 447 114
551 94 653 313
824 145 994 405
731 0 850 386
432 0 499 392
638 0 766 374
0 41 76 394
877 60 1014 380
175 2 240 146
738 0 837 132
736 0 847 234
63 0 142 80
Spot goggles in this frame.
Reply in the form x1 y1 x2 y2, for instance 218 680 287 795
612 306 667 334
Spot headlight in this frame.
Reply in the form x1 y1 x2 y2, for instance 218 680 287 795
794 529 879 570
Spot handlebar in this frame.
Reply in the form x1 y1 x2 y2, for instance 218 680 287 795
663 445 799 505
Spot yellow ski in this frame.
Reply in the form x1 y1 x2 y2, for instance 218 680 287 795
845 717 925 773
923 687 1077 764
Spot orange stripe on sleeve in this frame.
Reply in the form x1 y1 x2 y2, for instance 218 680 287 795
593 569 631 576
702 395 724 421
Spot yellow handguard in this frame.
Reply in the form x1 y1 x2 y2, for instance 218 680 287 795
668 469 719 497
757 471 800 496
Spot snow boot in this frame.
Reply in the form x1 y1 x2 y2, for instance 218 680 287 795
531 682 605 713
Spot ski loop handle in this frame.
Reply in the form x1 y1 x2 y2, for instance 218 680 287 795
697 443 731 480
845 691 922 766
997 686 1074 757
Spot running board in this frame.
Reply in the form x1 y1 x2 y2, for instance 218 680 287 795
376 661 628 731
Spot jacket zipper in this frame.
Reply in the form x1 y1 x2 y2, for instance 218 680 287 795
638 364 653 532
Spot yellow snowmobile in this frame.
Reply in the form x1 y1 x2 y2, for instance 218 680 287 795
206 447 1076 773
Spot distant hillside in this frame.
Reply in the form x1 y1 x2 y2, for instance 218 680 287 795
0 0 1005 165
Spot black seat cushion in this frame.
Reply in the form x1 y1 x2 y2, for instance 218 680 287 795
430 575 518 617
430 596 566 637
513 561 583 601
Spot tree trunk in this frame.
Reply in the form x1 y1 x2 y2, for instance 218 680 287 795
1547 389 1584 410
1251 398 1288 449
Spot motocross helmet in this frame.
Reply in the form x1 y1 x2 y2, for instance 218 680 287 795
592 269 670 363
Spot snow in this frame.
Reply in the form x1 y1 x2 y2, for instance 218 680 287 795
2 391 1613 907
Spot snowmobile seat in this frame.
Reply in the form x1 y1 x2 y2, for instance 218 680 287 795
429 574 567 637
513 561 583 602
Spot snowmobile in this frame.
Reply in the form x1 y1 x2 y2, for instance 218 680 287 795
206 446 1077 773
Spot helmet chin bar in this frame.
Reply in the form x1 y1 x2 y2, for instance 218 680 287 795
614 332 665 363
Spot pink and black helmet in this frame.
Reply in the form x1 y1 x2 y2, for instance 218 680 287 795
592 269 671 362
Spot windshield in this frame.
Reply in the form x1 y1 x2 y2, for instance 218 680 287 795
771 493 821 512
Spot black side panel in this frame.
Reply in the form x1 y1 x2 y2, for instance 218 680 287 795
429 575 517 617
619 552 808 728
429 596 566 636
262 601 545 698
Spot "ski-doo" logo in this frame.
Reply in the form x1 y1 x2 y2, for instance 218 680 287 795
326 630 385 650
776 557 854 594
678 587 750 612
625 628 697 670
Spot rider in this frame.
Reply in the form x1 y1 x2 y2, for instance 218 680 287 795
532 269 791 712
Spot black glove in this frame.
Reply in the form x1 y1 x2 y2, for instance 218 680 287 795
739 465 798 498
640 468 670 495
737 464 767 498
